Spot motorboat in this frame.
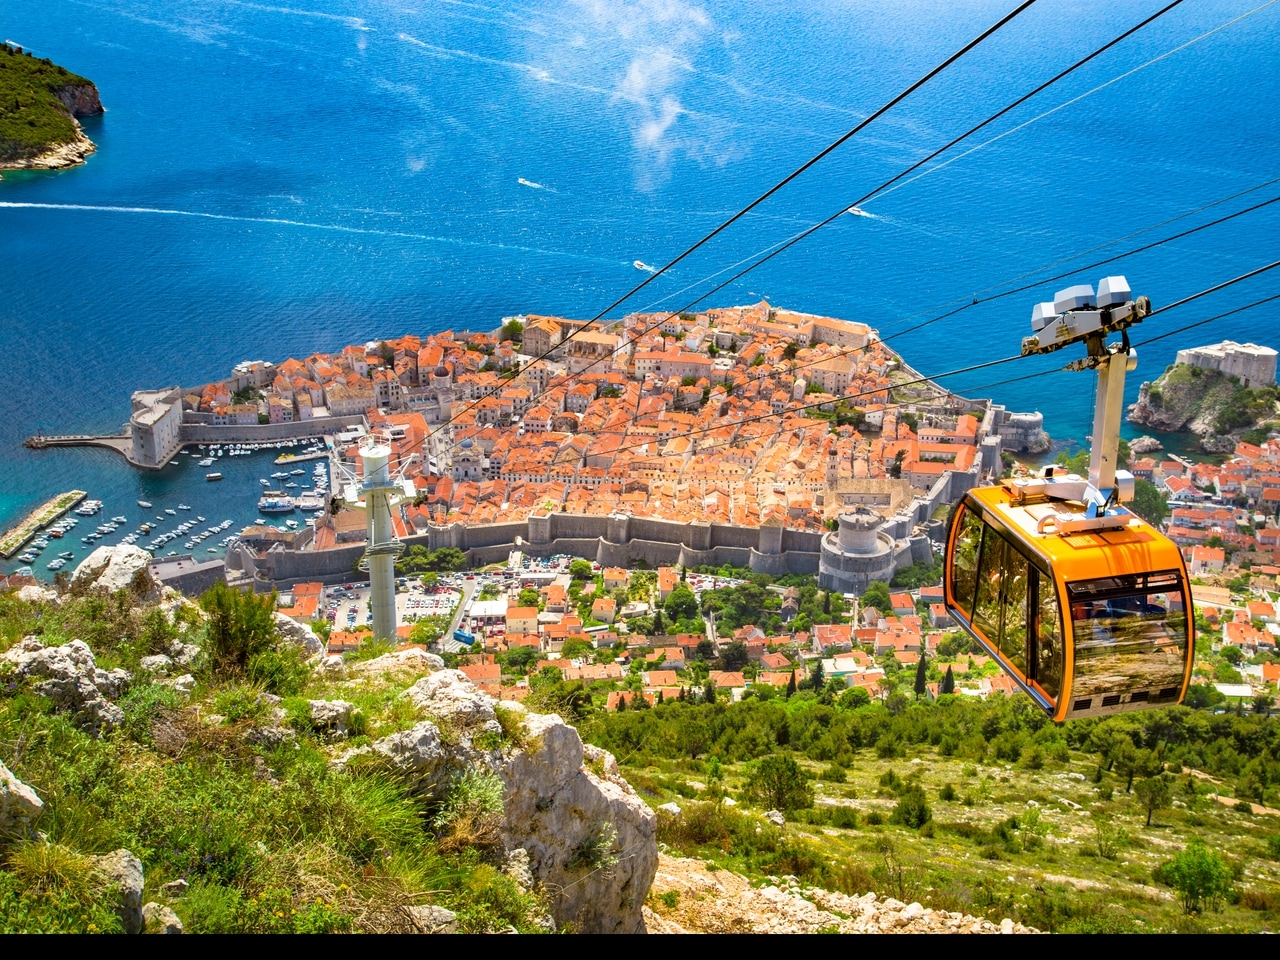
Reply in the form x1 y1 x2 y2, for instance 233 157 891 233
137 500 152 508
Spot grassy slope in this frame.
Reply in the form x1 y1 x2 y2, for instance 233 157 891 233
0 587 544 934
584 701 1280 934
0 48 92 163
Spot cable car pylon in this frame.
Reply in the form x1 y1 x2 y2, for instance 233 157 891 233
334 434 414 644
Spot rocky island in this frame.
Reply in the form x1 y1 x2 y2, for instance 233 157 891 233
0 43 102 174
1128 340 1279 454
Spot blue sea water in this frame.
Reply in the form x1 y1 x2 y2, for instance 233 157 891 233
2 0 1278 576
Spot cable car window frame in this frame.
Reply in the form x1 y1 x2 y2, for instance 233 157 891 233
952 500 1061 704
1065 571 1190 700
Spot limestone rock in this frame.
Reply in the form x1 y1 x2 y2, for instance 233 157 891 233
309 699 354 734
317 655 346 678
72 544 156 598
160 878 189 899
0 759 44 834
500 711 657 935
369 721 456 799
657 802 682 817
1128 435 1164 454
4 638 130 736
274 612 322 657
93 849 144 935
160 674 196 695
403 669 496 726
17 584 59 605
143 901 184 934
140 654 174 677
406 905 458 933
346 647 441 677
765 810 785 827
168 641 202 668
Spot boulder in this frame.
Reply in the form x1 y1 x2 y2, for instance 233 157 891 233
142 901 184 934
657 802 682 817
17 584 59 605
160 674 196 695
72 544 156 598
350 647 445 675
274 612 322 657
140 654 174 677
317 655 346 679
500 711 657 934
405 905 458 933
368 721 456 799
765 810 785 827
309 699 354 734
159 878 189 899
168 641 202 668
4 638 130 736
403 669 496 726
93 849 144 934
1129 435 1164 454
0 759 44 835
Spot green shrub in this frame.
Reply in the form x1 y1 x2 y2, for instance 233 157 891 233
889 786 931 829
1157 840 1234 914
939 783 957 802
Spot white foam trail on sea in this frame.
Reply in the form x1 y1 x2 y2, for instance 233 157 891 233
517 178 557 192
0 202 609 263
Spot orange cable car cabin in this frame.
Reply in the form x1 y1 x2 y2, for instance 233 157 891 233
944 482 1193 722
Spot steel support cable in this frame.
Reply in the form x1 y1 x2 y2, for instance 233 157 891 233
425 0 1040 444
535 261 1280 463
461 197 1280 460
441 0 1215 453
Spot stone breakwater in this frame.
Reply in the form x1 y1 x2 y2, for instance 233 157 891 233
643 856 1040 934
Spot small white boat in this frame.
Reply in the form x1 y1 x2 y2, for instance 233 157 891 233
137 500 152 508
634 260 656 273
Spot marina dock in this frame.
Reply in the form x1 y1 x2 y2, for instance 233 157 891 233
0 490 87 558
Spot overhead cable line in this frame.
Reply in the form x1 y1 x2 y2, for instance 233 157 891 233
869 0 1280 205
447 192 1279 462
1132 293 1280 348
426 0 1040 442
542 261 1280 463
464 0 1199 438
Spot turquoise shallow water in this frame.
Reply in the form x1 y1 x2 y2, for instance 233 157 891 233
2 0 1277 576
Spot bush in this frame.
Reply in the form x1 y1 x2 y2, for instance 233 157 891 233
889 786 932 829
1158 840 1234 914
939 783 957 802
199 582 279 681
744 754 813 812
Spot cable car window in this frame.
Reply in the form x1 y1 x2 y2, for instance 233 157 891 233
972 528 1027 675
1034 575 1062 700
950 504 984 617
1068 573 1188 700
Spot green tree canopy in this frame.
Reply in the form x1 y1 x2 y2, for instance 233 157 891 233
664 584 700 622
569 559 593 580
744 755 814 812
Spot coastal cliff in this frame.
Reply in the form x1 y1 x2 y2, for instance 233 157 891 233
1128 362 1279 453
0 45 102 173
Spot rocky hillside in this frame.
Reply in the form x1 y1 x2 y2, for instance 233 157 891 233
0 44 102 170
1128 363 1279 453
0 551 655 934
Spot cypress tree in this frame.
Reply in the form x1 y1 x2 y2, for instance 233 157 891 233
616 693 628 712
704 680 716 703
940 664 955 695
914 651 928 699
786 670 797 698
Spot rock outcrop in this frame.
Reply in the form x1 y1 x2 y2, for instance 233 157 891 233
501 711 657 934
93 849 145 935
2 637 130 735
1128 363 1277 453
53 82 103 119
354 669 658 933
71 544 157 599
0 760 44 836
274 612 322 657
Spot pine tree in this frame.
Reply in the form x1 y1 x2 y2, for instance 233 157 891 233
914 650 928 699
940 665 955 695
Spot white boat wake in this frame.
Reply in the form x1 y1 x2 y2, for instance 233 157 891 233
517 177 556 192
0 201 610 262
